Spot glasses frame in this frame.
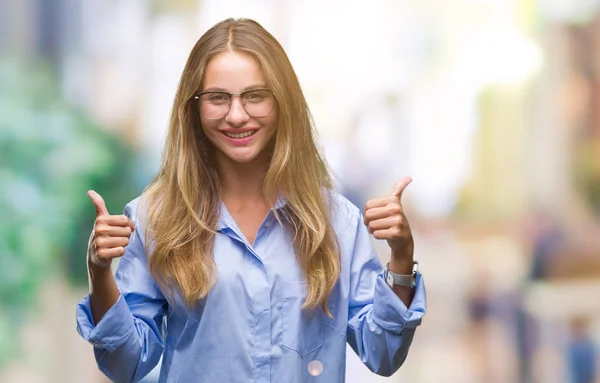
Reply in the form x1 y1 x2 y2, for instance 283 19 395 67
192 88 276 120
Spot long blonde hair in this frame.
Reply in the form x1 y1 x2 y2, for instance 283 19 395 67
144 18 340 314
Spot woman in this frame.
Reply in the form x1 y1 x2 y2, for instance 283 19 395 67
77 18 426 383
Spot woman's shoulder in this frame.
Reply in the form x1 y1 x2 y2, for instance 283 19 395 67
123 194 151 229
122 195 152 245
123 196 142 219
328 190 362 227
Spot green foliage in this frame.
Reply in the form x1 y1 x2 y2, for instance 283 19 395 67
0 58 148 366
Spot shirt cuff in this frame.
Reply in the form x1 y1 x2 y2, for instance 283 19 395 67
76 293 135 352
372 271 426 334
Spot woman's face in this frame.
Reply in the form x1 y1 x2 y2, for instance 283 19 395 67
199 51 278 166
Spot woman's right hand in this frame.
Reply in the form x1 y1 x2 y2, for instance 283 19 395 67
87 190 135 269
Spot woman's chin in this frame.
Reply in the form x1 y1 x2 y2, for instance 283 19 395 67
223 148 262 164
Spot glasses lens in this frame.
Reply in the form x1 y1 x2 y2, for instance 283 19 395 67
199 92 230 119
242 90 275 117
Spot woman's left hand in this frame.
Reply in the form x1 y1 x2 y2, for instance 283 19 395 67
363 176 414 262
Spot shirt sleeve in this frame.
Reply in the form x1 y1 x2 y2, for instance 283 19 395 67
346 211 426 377
75 199 167 383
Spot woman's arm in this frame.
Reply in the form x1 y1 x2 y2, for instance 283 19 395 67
76 198 167 383
345 209 426 377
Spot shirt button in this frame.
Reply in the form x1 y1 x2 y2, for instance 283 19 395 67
308 360 323 376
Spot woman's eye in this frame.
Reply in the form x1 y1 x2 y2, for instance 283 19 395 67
208 94 229 102
244 91 266 102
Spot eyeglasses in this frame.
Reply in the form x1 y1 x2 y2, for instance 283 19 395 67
192 89 276 119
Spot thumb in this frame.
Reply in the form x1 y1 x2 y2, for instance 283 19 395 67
392 176 412 199
87 190 109 217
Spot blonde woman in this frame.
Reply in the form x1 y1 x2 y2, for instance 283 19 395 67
77 18 426 383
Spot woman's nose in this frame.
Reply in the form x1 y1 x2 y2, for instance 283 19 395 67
225 96 250 125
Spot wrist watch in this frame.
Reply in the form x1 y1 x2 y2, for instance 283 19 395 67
385 260 418 288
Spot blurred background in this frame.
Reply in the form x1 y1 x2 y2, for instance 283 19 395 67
1 0 600 382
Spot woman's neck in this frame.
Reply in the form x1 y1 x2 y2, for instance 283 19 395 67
216 153 269 206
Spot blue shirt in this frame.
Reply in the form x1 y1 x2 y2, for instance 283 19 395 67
76 192 426 383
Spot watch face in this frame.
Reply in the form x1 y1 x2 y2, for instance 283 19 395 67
386 271 394 286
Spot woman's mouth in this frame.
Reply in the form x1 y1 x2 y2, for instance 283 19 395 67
222 130 257 139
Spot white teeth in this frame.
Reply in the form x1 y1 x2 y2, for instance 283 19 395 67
224 130 256 139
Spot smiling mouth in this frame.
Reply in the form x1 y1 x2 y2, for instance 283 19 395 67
223 130 257 139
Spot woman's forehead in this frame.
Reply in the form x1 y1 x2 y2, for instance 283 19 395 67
202 51 266 92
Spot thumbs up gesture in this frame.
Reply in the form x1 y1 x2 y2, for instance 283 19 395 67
363 177 414 259
87 190 135 269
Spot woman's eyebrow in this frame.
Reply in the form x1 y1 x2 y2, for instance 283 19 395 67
201 84 268 92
